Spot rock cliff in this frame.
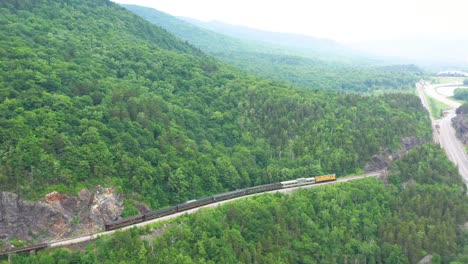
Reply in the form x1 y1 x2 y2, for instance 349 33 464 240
364 137 427 172
452 105 468 145
0 186 123 246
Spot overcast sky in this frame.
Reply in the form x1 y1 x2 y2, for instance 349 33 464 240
112 0 467 43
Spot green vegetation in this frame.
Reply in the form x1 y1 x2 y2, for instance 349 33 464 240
10 145 468 263
456 103 468 115
431 77 466 84
0 0 431 210
425 90 451 118
453 88 468 101
9 240 27 248
382 145 468 263
123 5 424 93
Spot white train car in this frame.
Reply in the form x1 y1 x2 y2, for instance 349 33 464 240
280 177 315 189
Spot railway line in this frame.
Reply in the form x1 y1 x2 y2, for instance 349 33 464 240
1 171 383 256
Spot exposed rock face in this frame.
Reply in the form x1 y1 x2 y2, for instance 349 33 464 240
0 186 123 245
452 113 468 145
364 137 426 172
417 255 432 264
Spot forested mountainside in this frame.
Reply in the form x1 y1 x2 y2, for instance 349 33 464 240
123 4 424 93
179 16 347 56
0 0 431 214
11 145 468 263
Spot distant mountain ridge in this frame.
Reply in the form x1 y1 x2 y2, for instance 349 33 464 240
122 4 423 92
178 17 347 56
120 5 252 54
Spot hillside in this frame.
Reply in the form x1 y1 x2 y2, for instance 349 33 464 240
0 0 431 244
11 145 468 263
117 5 256 55
123 4 424 93
179 17 349 56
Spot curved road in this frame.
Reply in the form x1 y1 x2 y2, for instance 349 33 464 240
49 171 383 248
417 81 468 188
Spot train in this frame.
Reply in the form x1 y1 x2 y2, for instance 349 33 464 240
104 174 336 231
0 174 336 256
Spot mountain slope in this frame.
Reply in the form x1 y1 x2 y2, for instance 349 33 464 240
0 0 431 223
179 17 346 56
117 5 254 55
12 145 468 263
123 4 423 93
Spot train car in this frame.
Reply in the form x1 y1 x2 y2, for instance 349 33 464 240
296 178 306 185
303 177 315 185
315 174 336 183
280 179 298 189
103 174 335 232
144 206 177 221
213 189 246 202
245 182 282 195
280 177 316 189
104 215 145 231
176 196 214 212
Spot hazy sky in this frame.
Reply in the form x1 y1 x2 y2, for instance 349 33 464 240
112 0 467 43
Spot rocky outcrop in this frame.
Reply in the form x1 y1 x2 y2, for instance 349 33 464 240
0 186 123 245
417 255 432 264
452 103 468 144
364 137 426 172
452 112 468 145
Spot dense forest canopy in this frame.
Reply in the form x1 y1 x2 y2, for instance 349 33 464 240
0 0 430 213
9 145 468 263
122 4 425 93
1 1 465 263
453 88 468 101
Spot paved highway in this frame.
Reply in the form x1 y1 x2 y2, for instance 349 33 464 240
49 171 383 248
425 82 461 108
417 81 468 188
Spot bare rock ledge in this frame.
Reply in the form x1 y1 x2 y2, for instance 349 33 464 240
0 186 123 245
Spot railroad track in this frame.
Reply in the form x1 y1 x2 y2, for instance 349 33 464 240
1 171 383 255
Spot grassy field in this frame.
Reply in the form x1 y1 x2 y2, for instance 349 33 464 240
450 97 467 105
431 76 466 84
425 90 451 119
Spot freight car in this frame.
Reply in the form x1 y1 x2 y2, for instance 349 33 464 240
104 214 145 231
104 174 336 231
245 182 282 195
176 197 214 211
213 189 246 202
144 206 177 221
